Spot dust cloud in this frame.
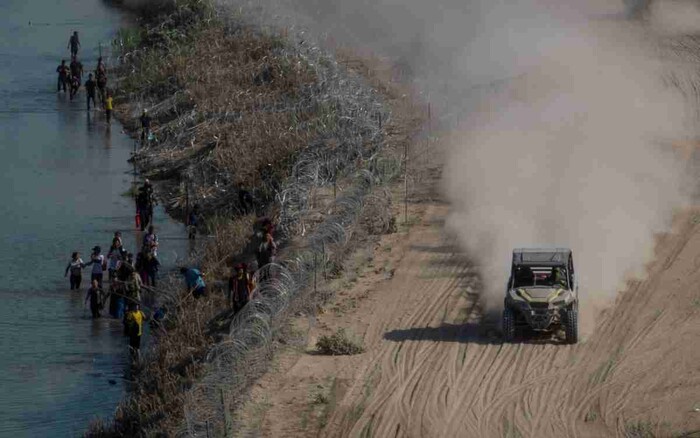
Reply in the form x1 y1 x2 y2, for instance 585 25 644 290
441 3 699 335
219 0 698 332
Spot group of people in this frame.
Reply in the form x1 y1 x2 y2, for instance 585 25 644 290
56 31 113 121
65 219 162 359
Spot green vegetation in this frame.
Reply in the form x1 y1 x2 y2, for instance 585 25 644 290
316 328 365 355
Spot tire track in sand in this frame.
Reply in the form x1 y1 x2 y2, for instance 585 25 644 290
323 205 700 437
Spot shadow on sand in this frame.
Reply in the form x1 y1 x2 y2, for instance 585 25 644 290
383 322 566 346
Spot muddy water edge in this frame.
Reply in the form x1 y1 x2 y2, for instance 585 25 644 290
0 1 189 436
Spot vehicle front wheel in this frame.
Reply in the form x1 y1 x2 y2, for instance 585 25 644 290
503 307 516 342
564 304 578 344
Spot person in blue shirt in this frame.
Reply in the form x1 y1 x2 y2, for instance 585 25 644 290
180 267 206 298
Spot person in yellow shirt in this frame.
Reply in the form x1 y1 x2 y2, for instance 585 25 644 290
104 92 113 124
124 302 147 359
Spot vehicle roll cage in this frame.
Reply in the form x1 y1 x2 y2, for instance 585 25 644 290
509 248 576 291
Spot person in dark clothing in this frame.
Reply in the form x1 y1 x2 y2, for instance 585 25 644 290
144 252 160 287
137 180 155 230
85 279 103 318
228 263 255 312
96 57 106 79
140 109 151 143
237 183 254 215
69 56 83 85
56 60 68 92
187 204 200 240
134 250 147 285
69 75 80 100
64 251 85 290
85 73 97 110
68 31 80 57
97 72 107 103
255 221 277 282
117 252 135 282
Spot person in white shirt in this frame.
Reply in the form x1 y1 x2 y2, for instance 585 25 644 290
64 252 85 290
85 246 106 288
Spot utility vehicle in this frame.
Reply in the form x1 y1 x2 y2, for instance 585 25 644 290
503 248 578 344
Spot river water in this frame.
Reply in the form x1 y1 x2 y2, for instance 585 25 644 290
0 1 188 436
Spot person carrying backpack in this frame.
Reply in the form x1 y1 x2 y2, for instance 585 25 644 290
64 251 85 290
85 246 106 288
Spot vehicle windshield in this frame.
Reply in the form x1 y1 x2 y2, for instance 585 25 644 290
513 265 568 289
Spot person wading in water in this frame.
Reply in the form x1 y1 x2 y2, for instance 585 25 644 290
104 92 113 124
85 73 97 110
68 31 80 57
96 58 108 104
85 246 106 288
124 302 147 360
85 279 103 318
64 251 85 290
56 60 68 93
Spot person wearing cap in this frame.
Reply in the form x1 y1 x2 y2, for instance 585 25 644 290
228 263 255 312
180 267 206 298
85 246 106 288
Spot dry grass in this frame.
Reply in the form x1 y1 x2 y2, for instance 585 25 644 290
316 329 365 356
87 0 404 434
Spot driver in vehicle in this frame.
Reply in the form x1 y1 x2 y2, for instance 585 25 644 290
547 267 567 288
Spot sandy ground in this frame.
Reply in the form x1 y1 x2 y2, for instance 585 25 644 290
236 139 700 437
233 46 700 438
240 186 700 438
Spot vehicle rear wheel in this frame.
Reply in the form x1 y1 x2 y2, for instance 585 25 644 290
503 307 516 342
565 304 578 344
